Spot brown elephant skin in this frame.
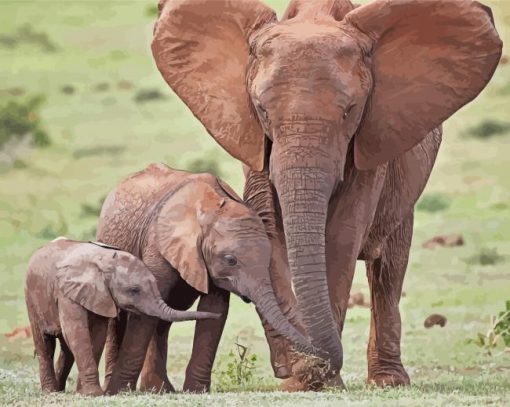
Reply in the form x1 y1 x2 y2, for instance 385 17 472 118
151 0 502 389
96 163 319 394
25 238 218 396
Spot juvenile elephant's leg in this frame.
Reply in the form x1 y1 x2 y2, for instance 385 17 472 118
55 335 74 391
366 212 413 387
183 287 229 393
103 311 127 390
139 321 175 393
59 297 102 396
105 314 158 394
32 328 58 393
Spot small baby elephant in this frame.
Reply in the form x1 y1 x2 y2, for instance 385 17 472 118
25 238 219 396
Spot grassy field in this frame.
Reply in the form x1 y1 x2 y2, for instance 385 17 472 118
0 0 509 405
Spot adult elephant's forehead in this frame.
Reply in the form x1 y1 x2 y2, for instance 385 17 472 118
252 19 357 56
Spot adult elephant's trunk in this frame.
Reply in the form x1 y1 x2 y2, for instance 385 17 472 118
251 281 321 358
270 128 343 373
139 297 219 322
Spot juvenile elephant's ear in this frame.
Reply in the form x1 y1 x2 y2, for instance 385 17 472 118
156 183 210 294
56 248 117 318
343 0 502 170
215 178 243 203
151 0 276 172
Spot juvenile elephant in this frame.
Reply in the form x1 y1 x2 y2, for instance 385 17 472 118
151 0 502 389
96 163 318 394
25 238 217 396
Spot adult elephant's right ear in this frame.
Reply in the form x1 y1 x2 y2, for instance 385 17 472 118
152 0 276 171
343 0 502 170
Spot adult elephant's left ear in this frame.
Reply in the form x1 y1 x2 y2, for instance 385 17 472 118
343 0 502 170
152 0 276 172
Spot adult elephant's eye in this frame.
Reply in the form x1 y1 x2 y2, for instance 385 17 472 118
224 254 237 266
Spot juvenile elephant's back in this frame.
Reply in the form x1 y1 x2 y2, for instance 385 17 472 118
96 163 191 251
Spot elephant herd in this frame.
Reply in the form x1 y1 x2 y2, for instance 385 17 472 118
25 0 502 397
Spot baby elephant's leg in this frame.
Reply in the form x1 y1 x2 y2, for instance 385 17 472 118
59 297 103 396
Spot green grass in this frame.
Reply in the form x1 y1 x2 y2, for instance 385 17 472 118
1 0 509 405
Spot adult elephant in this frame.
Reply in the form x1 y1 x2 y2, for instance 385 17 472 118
151 0 502 389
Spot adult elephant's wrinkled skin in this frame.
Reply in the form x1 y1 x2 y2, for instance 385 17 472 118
151 0 502 390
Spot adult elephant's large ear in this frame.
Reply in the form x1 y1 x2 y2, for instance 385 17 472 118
343 0 502 170
156 182 219 294
152 0 277 171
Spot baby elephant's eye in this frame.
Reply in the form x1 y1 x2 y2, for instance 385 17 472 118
224 254 238 266
127 286 141 295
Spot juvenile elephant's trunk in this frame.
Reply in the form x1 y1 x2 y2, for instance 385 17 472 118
251 281 322 358
140 298 219 322
270 127 343 373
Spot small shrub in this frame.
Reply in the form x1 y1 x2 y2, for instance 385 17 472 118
0 95 50 149
464 247 505 266
60 85 75 95
94 82 110 92
468 301 510 355
466 120 510 139
145 4 159 17
73 145 124 159
37 215 68 240
416 193 450 213
214 341 258 391
80 196 106 218
0 24 58 52
186 158 222 177
134 88 166 103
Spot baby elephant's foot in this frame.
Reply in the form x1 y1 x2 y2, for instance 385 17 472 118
78 384 104 397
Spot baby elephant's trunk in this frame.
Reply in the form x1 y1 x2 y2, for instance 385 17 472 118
142 298 220 322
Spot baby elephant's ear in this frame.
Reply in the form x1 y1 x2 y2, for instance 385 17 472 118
156 184 209 294
56 251 117 318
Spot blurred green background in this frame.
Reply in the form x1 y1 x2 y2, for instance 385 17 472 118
0 1 509 405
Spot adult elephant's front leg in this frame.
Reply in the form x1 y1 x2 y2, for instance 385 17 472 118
105 313 158 394
183 286 229 393
366 212 413 387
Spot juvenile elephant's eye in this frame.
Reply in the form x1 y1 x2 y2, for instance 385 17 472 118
343 104 356 119
127 286 141 295
224 254 238 266
256 102 268 120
